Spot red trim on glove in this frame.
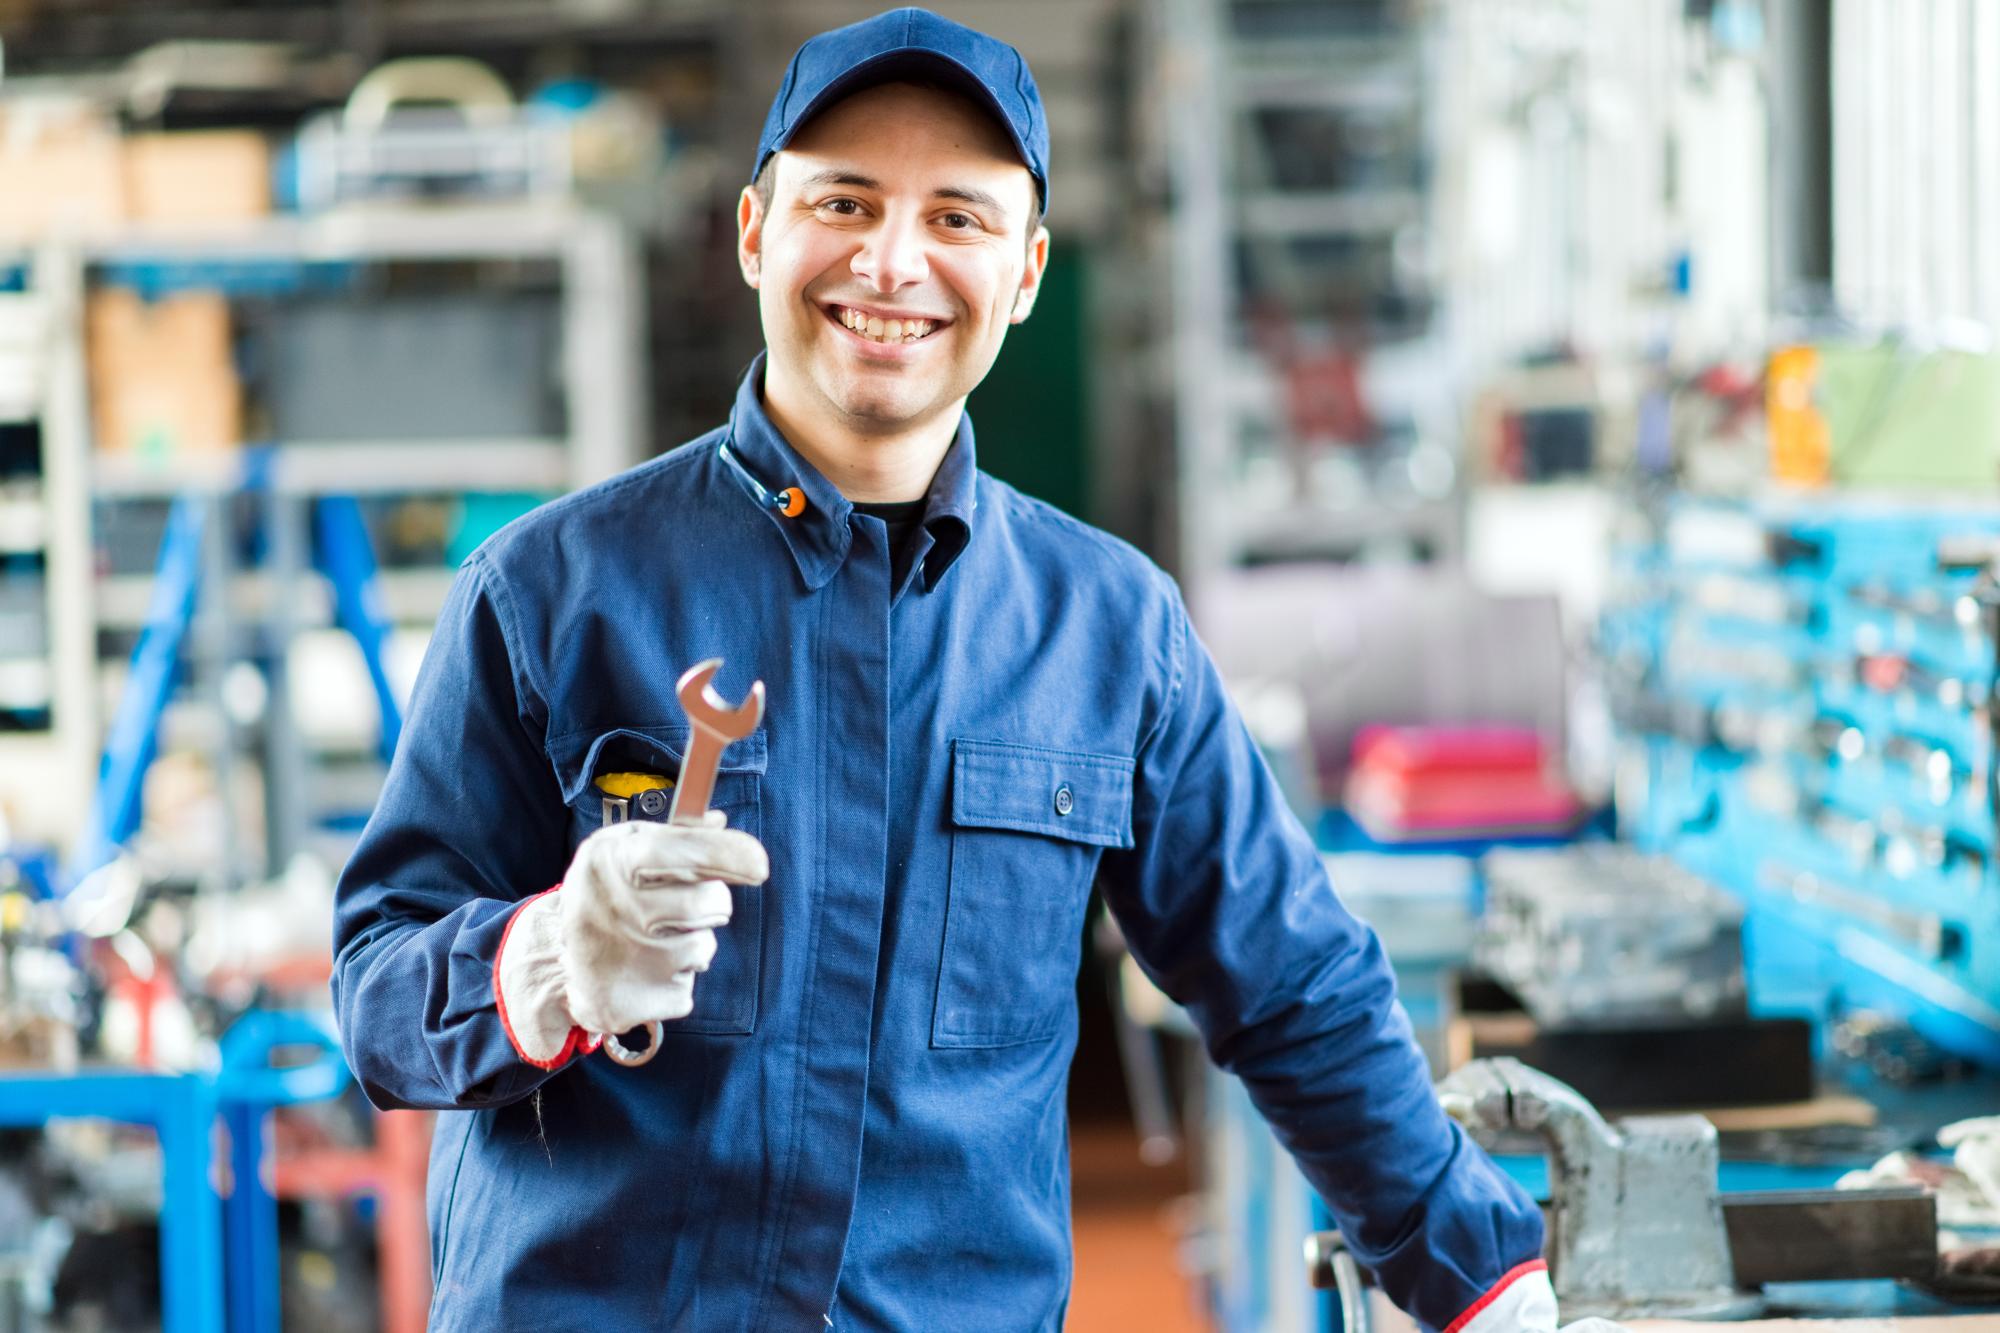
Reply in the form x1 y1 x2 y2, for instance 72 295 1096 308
1441 1260 1549 1333
493 885 601 1071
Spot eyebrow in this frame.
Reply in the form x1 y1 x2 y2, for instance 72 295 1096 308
797 168 1014 219
798 169 881 191
933 184 1010 216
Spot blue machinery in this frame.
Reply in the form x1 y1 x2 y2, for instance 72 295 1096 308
0 1010 350 1333
30 456 405 1329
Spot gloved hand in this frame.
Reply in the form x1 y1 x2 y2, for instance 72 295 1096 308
1448 1265 1625 1333
495 813 770 1068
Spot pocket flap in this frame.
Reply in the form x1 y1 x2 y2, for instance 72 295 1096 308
549 724 768 808
950 739 1135 849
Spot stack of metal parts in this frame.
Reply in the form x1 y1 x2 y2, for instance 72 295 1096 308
1477 845 1747 1029
1467 845 1814 1110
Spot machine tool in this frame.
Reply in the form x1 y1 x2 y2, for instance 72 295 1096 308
1306 1060 1949 1325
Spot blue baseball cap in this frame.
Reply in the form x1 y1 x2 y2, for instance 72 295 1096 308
753 7 1050 211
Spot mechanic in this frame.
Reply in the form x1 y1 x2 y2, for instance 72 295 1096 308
333 8 1570 1330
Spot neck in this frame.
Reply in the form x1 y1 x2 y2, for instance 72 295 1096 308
760 366 959 504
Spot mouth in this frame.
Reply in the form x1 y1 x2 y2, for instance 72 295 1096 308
823 302 949 346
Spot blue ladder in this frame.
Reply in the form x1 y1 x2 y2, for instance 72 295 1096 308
66 461 405 886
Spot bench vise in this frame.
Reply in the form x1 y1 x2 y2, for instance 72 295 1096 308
1308 1059 1939 1322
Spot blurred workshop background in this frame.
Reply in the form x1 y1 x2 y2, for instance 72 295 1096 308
2 0 2000 1330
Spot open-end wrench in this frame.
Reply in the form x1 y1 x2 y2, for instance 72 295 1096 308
667 658 766 824
604 658 765 1067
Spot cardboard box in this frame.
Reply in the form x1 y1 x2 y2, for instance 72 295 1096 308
87 289 242 455
0 107 127 240
124 131 271 226
0 117 272 238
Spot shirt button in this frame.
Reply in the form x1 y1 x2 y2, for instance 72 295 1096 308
1054 785 1075 816
637 788 670 818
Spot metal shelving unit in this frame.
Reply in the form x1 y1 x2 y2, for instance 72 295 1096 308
1159 0 1455 588
0 203 647 872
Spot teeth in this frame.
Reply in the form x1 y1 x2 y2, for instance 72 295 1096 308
835 307 938 343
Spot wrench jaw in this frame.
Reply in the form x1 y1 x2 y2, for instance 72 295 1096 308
676 658 765 740
709 680 765 739
667 660 766 825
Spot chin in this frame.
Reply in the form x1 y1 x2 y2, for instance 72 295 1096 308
838 395 927 429
824 377 929 429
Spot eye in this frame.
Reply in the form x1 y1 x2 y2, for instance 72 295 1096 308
938 212 979 230
818 197 864 217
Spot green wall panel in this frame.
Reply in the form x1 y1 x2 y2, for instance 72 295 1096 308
967 247 1091 521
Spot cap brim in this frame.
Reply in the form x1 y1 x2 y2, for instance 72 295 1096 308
760 49 1043 207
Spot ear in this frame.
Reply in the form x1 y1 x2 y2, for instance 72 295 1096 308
1009 224 1052 324
737 185 765 290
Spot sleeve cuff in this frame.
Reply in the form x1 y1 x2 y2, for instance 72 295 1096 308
493 885 601 1071
1442 1262 1553 1333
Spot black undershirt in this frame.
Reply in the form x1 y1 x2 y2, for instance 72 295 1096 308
853 498 929 589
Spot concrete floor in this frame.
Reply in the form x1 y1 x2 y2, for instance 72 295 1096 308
1067 1120 1207 1332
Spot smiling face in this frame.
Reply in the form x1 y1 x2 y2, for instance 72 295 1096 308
738 79 1049 448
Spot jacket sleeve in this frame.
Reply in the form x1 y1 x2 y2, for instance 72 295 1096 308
331 549 575 1111
1096 580 1545 1333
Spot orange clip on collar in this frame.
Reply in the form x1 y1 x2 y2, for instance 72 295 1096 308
777 488 807 518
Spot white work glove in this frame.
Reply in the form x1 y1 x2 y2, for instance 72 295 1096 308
1450 1266 1624 1333
495 813 769 1068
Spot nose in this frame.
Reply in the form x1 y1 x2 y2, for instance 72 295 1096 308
851 211 929 292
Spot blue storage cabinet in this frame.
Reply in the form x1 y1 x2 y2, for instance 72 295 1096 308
1609 496 2000 1065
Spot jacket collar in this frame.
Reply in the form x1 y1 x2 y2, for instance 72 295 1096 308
720 352 977 593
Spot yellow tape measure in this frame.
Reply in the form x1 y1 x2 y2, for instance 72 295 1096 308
594 771 674 798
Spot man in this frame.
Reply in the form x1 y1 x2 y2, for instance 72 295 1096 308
333 9 1561 1330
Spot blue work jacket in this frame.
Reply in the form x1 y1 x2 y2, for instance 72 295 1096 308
332 355 1542 1331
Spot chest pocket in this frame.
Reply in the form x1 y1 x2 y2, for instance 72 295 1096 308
934 739 1135 1048
548 724 767 1035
